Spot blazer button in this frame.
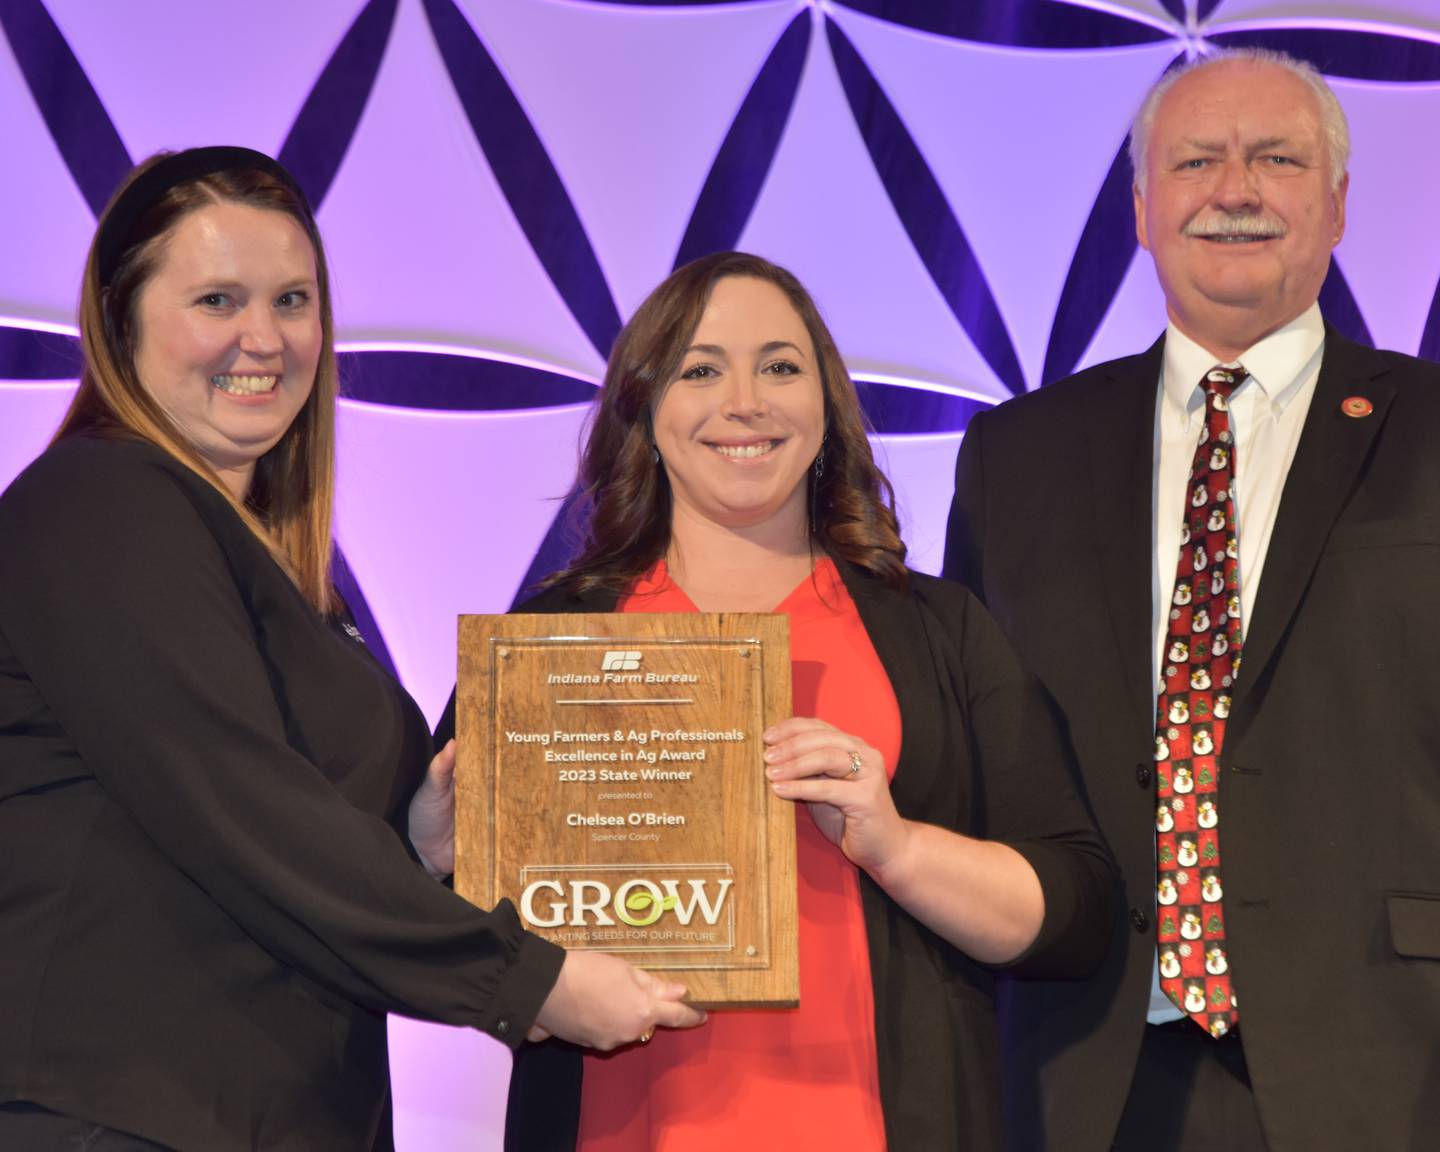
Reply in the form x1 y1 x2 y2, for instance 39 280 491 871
1130 907 1150 933
1135 763 1152 788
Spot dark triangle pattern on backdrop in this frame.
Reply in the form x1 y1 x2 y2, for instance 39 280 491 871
827 15 1027 396
1041 135 1147 389
421 0 623 361
1318 263 1376 350
279 0 399 210
830 0 1173 49
674 10 811 269
1208 26 1440 82
0 327 81 380
0 0 132 214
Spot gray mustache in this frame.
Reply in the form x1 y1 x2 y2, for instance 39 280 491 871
1183 214 1287 239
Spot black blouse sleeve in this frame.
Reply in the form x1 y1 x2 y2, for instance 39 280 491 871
920 577 1117 980
0 439 561 1043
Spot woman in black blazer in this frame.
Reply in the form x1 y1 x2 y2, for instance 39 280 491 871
0 147 701 1151
437 252 1117 1150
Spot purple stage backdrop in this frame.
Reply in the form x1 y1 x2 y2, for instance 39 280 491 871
3 0 1440 1145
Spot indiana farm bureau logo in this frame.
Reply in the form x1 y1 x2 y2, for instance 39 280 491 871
601 650 642 671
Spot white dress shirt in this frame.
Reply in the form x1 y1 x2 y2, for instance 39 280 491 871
1146 303 1325 1022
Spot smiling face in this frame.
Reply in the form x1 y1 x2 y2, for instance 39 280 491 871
1135 59 1347 361
652 275 825 544
132 201 322 497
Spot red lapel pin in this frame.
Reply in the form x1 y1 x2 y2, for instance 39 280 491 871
1341 396 1373 418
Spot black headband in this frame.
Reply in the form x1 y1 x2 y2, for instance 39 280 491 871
97 146 311 286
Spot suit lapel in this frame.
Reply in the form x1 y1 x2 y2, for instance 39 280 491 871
1232 330 1395 714
1089 338 1165 734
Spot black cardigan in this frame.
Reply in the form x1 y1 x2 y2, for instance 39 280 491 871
435 562 1116 1150
0 437 564 1151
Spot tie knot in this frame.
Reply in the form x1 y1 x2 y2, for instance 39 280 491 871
1203 365 1245 401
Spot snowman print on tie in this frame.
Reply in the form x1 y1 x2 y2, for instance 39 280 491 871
1154 366 1244 1038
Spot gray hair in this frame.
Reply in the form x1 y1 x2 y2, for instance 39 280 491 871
1129 48 1350 195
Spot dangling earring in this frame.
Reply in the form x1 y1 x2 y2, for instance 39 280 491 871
652 444 660 465
809 433 828 533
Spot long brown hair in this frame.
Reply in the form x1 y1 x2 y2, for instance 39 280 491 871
553 252 906 594
55 152 339 613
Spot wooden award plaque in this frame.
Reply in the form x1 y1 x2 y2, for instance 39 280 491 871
455 613 798 1008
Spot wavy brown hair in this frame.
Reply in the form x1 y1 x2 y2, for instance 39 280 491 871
551 251 906 594
54 152 339 613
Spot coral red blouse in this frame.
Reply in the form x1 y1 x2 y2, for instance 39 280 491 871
576 557 900 1150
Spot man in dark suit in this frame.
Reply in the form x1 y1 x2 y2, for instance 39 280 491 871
945 48 1440 1152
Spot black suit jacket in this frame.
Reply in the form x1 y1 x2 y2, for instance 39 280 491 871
0 438 562 1151
437 562 1115 1150
944 328 1440 1152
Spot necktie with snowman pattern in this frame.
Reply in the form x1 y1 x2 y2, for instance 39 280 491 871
1153 366 1243 1038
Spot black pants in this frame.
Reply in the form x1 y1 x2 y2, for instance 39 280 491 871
1112 1024 1267 1152
0 1102 175 1151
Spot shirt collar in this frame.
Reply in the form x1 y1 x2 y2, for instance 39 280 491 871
1161 303 1325 417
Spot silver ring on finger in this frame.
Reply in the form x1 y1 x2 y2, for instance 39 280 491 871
847 751 863 778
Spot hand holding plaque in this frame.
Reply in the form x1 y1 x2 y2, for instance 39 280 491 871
455 612 798 1009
